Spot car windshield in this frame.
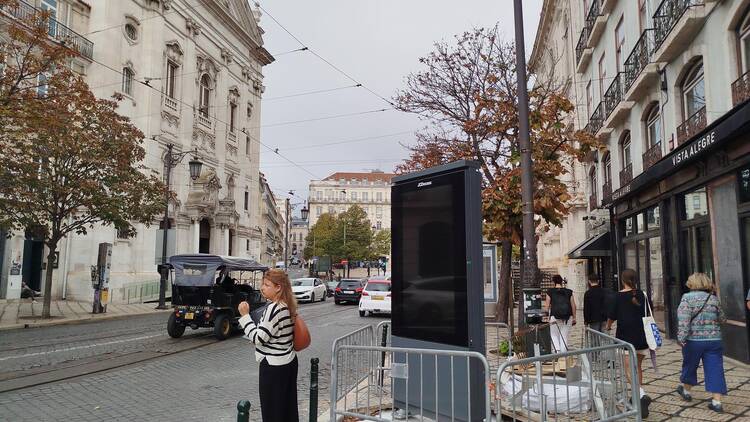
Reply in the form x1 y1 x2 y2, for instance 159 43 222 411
340 281 361 288
292 279 315 286
366 282 390 292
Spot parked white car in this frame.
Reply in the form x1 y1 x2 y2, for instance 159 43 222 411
358 279 391 316
292 278 326 303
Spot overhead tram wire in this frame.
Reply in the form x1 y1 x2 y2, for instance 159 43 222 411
255 108 392 129
256 2 395 108
263 84 361 101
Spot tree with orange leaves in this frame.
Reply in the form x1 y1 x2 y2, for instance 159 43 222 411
0 0 165 318
395 27 598 322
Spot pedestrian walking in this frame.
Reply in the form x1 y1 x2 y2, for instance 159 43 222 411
238 269 299 422
606 269 652 418
583 274 608 332
675 273 727 413
545 275 576 353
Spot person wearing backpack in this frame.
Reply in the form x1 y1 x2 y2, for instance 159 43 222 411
545 275 576 352
675 273 727 413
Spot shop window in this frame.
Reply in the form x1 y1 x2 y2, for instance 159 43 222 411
646 206 660 230
624 217 634 236
681 187 709 220
680 187 713 279
681 60 705 120
738 165 750 203
637 213 645 233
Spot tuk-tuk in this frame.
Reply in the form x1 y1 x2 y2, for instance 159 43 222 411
165 254 268 340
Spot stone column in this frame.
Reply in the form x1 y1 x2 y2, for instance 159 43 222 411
223 226 230 255
192 220 200 253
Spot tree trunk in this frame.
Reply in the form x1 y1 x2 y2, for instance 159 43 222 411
496 239 512 323
41 241 58 319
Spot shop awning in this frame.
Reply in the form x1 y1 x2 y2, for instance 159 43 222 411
567 232 611 259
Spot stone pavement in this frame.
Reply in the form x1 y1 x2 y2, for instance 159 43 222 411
0 299 171 331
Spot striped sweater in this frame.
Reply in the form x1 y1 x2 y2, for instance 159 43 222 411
677 291 725 344
239 302 295 365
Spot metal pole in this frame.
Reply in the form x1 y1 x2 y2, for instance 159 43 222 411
284 197 289 270
513 0 539 299
157 143 173 310
236 400 251 422
309 358 319 422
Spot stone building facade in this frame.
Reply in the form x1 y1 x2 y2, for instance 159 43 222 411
0 0 273 303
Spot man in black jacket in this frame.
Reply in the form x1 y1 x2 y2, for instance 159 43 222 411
584 274 607 332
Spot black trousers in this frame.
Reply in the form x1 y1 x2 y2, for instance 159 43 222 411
259 356 299 422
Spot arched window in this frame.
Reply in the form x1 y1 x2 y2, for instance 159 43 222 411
602 153 612 185
645 103 662 148
620 132 632 169
681 60 705 119
199 74 211 117
738 10 750 74
122 67 134 96
589 167 597 197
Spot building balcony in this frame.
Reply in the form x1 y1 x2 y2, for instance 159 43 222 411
589 193 599 211
619 163 633 186
652 0 712 63
732 70 750 107
575 26 593 73
603 73 634 128
676 106 706 146
1 0 94 60
585 0 608 50
643 141 663 169
163 95 178 112
196 112 212 130
624 29 661 102
228 130 237 143
602 181 612 205
584 102 604 136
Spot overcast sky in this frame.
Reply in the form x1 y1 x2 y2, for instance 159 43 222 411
256 0 543 212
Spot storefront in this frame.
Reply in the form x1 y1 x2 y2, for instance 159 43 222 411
605 100 750 363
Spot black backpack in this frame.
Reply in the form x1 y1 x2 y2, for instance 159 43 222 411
549 288 572 320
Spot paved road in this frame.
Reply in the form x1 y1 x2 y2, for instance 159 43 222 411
0 282 387 421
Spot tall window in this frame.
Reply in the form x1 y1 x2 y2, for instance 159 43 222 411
362 191 369 201
603 153 612 185
351 191 358 201
41 0 57 36
681 60 705 119
376 192 383 202
316 206 322 216
739 11 750 74
199 74 211 117
165 61 178 98
339 191 346 200
646 104 662 148
638 0 648 34
620 132 632 168
586 81 592 117
244 191 249 210
37 73 48 97
589 167 597 201
245 135 251 155
122 67 134 96
229 102 237 132
316 190 322 200
598 53 607 100
615 17 626 72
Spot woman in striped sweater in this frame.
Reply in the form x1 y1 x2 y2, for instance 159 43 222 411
238 269 299 422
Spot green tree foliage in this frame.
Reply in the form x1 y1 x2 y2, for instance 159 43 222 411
371 229 391 257
303 205 376 263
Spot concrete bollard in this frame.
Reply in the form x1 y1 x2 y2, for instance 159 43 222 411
309 358 319 422
237 400 251 422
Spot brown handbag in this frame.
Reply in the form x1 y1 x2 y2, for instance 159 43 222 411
293 314 311 351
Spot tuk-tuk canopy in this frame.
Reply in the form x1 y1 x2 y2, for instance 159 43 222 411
169 254 268 287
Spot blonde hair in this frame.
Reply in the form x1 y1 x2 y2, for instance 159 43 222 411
686 272 713 291
263 269 298 321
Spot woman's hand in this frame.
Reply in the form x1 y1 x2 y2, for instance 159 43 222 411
238 301 250 316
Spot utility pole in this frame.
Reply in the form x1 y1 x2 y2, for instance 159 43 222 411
284 196 290 270
514 0 540 322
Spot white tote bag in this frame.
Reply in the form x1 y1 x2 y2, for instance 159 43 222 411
642 292 662 350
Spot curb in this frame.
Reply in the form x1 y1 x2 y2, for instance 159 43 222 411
0 308 173 332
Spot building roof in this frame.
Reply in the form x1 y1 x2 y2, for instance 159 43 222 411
322 171 396 183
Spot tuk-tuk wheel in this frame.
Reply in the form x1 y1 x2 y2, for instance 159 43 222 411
167 313 185 338
214 314 232 340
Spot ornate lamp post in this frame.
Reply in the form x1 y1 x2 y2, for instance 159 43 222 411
156 143 202 310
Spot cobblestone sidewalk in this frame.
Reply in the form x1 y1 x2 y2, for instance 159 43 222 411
0 299 171 331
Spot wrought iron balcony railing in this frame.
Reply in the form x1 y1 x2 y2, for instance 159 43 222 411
643 141 663 169
585 103 604 135
603 72 625 121
584 0 603 33
1 0 94 60
624 29 656 93
619 163 633 186
676 106 706 146
602 181 613 204
575 25 591 65
653 0 704 52
732 70 750 107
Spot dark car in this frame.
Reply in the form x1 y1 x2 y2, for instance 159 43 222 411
166 254 268 340
325 280 339 297
334 278 366 304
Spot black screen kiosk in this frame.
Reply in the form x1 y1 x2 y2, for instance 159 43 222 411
391 160 485 421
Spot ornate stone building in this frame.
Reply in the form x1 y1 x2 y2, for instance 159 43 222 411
0 0 273 303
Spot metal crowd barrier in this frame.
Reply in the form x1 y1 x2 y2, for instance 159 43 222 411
329 325 375 407
494 327 642 421
330 344 492 422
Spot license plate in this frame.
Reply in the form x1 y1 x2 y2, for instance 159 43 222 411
185 312 194 320
344 290 354 294
373 296 384 300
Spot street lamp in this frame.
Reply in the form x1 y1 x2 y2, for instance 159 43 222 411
156 143 202 310
300 204 309 221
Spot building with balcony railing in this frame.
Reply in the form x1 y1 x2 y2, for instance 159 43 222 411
535 0 750 363
0 0 275 304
